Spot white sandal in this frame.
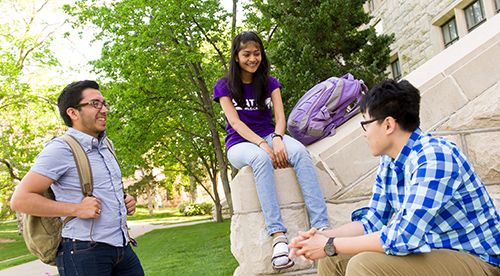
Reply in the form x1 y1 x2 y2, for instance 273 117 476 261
271 236 295 270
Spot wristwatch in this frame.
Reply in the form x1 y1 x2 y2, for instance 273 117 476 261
323 237 337 256
271 132 283 140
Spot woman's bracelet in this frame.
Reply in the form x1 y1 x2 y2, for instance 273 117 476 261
258 140 267 147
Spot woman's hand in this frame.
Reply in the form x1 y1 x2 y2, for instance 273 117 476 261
272 138 288 169
259 142 278 168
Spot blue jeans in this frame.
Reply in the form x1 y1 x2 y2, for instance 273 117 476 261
227 134 329 235
56 238 144 276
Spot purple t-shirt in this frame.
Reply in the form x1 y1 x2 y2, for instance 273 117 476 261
213 76 282 150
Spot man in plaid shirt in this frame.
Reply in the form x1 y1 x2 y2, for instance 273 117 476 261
289 79 500 275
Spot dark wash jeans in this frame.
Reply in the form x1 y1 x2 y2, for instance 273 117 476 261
56 238 144 276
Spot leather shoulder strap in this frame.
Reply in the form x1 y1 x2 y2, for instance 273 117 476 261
60 134 93 197
103 137 118 163
103 138 125 194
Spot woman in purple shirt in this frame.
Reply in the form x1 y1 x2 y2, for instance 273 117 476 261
213 31 329 270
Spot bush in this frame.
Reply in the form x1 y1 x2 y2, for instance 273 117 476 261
178 202 213 216
178 202 189 214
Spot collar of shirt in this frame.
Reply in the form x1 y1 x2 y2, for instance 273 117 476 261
388 128 423 170
66 128 108 152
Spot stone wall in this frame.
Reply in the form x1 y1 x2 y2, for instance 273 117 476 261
229 13 500 276
368 0 499 77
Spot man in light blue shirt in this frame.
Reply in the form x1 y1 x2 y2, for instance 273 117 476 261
11 80 144 276
288 79 500 275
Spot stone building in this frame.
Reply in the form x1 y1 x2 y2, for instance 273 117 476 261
230 1 500 275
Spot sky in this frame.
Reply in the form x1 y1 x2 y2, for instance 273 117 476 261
51 0 243 81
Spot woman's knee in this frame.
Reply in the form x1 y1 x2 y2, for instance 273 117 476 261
249 150 273 168
284 138 311 161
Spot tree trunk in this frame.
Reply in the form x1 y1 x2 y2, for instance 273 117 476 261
213 178 223 223
16 211 24 236
189 175 196 203
231 0 238 38
147 184 154 217
188 62 234 218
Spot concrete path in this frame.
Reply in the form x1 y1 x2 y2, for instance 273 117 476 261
0 219 213 276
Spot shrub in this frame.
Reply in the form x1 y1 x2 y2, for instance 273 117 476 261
178 202 189 214
199 202 213 215
178 202 213 216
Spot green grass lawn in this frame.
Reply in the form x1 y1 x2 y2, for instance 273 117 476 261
128 206 211 224
134 220 238 276
0 221 37 270
0 207 237 274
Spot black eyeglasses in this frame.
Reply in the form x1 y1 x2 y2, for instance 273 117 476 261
73 100 110 110
360 117 385 131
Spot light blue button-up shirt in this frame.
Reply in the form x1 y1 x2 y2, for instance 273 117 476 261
31 128 128 247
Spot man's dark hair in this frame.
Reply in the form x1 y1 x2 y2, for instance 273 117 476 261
360 79 421 132
58 80 99 127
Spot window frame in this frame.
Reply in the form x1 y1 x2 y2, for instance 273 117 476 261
464 0 486 31
391 59 402 81
441 17 460 48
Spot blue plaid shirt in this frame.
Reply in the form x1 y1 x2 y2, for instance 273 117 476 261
352 128 500 266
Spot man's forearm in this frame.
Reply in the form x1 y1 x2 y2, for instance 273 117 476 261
321 221 365 238
11 191 78 217
335 232 385 255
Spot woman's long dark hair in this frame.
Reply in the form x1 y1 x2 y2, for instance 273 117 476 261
227 31 270 111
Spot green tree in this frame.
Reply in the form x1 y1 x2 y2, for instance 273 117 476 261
0 0 65 219
65 0 235 222
244 0 394 115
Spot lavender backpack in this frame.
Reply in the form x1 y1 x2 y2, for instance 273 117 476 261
287 73 368 145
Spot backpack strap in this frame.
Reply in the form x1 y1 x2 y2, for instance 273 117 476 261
60 134 93 197
103 137 117 162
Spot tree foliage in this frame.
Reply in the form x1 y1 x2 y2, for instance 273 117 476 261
0 0 65 218
244 0 395 115
65 0 235 221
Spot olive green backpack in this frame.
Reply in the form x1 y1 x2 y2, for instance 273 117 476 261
22 134 114 266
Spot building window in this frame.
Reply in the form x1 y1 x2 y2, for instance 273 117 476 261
495 0 500 13
442 18 459 48
368 0 376 13
391 59 402 80
464 0 486 31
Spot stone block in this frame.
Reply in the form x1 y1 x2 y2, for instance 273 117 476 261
336 171 377 201
231 166 261 213
465 132 500 184
444 32 500 77
326 201 370 229
310 153 341 199
452 41 500 100
231 207 314 276
436 82 500 131
307 113 365 159
320 135 379 189
230 166 317 214
419 77 468 131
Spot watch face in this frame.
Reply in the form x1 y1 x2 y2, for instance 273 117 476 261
324 238 336 256
324 243 336 256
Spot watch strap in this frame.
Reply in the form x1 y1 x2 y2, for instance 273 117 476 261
271 132 283 140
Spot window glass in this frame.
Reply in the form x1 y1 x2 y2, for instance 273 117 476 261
391 59 402 81
369 0 376 13
495 0 500 13
464 0 485 31
441 18 459 48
